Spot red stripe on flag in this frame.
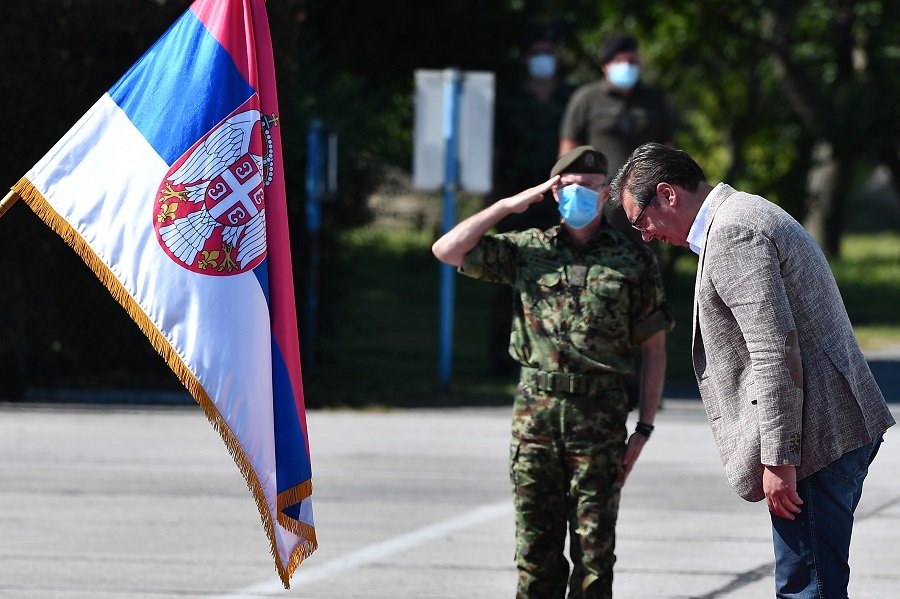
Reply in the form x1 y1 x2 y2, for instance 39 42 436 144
191 0 257 89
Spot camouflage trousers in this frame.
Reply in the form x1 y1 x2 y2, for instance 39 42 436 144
509 380 629 599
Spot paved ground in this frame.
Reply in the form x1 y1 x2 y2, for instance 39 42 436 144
1 347 898 598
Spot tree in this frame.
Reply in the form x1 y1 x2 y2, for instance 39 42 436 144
563 0 900 255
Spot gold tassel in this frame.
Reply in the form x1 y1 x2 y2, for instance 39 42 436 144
277 479 313 510
277 479 318 540
12 176 316 588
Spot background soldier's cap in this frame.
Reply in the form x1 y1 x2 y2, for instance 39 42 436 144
522 24 561 50
549 146 609 178
599 33 639 65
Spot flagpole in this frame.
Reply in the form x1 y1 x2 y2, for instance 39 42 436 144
0 190 20 219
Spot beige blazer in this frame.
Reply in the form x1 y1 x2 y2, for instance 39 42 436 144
692 184 895 502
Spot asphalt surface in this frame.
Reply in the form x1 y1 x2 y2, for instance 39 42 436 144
1 347 898 598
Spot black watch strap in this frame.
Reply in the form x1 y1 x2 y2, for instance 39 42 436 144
635 421 655 438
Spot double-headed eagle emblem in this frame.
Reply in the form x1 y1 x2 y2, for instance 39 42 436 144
154 107 275 275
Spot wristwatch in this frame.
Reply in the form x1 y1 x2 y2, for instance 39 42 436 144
635 421 655 438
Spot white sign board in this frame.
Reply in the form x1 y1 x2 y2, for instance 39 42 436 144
413 69 494 194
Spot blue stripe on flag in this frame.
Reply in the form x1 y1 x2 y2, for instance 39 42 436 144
108 10 255 166
253 258 272 308
273 339 313 491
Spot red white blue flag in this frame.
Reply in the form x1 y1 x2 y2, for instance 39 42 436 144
11 0 315 587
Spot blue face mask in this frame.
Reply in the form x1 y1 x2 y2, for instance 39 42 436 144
558 184 600 229
607 62 640 89
527 53 557 79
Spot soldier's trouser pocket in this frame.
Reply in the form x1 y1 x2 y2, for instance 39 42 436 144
509 437 569 597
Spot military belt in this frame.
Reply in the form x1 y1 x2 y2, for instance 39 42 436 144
521 367 623 395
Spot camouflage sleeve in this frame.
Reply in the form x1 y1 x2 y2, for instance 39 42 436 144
458 233 520 285
630 248 675 344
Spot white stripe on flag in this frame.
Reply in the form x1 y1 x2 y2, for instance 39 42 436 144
25 93 291 552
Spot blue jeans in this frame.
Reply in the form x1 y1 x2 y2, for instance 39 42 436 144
770 434 884 598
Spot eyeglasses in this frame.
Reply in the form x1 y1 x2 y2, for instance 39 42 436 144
628 194 655 231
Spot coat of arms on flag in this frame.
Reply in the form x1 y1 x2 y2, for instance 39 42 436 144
156 103 273 275
5 0 316 588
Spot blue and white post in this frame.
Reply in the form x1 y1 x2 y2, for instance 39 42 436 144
438 69 462 388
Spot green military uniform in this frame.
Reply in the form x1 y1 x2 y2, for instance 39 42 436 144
559 80 674 177
460 223 673 598
559 80 674 245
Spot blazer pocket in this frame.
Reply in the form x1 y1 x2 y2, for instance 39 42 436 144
821 345 863 398
816 346 884 425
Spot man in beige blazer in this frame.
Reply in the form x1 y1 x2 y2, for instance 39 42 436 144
609 143 895 598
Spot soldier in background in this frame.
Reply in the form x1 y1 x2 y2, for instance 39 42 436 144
486 25 576 375
559 33 676 407
559 33 675 241
432 146 673 598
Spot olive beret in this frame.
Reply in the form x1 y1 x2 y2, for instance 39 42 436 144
549 146 609 178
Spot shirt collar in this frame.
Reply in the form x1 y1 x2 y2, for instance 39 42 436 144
687 182 723 255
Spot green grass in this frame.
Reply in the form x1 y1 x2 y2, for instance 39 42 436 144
830 232 900 348
302 228 900 408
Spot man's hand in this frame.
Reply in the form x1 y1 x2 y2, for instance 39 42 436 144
621 432 648 486
432 175 560 267
503 176 560 214
763 464 804 520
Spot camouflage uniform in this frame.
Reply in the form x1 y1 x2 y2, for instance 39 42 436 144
460 223 673 598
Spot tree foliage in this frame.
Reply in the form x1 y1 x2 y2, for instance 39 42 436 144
285 0 900 252
562 0 900 252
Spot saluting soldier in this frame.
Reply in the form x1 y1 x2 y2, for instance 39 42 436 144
432 146 674 598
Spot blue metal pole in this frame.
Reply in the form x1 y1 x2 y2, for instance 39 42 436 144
438 70 462 388
304 120 324 369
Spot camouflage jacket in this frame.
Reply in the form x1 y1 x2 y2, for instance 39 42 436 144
460 223 673 375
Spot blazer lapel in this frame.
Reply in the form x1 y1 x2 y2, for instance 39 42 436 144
691 184 738 357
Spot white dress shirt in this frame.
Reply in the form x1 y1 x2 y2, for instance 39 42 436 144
686 182 724 255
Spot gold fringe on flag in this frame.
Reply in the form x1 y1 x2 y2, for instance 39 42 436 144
11 176 316 589
277 479 316 539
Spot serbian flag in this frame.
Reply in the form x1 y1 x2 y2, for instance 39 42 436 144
10 0 315 588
